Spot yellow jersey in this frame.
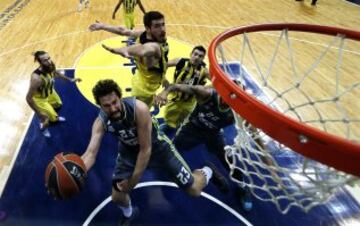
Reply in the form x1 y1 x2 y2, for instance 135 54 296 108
33 68 55 98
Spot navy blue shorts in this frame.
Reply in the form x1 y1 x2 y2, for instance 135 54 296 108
112 138 194 191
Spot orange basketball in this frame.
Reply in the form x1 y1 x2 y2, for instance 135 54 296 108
45 152 87 199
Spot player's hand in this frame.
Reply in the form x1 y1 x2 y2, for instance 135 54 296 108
89 20 103 31
154 92 168 107
102 44 131 59
71 78 82 83
116 178 137 192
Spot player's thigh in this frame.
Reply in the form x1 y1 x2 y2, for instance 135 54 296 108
164 101 193 127
205 132 227 165
173 123 204 151
124 13 134 29
48 91 62 108
158 141 194 189
33 97 58 122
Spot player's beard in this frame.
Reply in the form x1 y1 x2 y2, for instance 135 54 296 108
110 110 123 121
43 62 56 73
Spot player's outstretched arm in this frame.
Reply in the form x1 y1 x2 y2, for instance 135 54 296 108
167 58 180 67
168 84 212 102
81 117 105 171
54 70 81 83
102 42 160 59
89 20 143 38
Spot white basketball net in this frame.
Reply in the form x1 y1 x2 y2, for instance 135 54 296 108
215 27 359 214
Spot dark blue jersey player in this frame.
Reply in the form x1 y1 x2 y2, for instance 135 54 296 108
170 83 253 211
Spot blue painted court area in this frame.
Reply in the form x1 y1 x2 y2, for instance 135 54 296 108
0 68 359 225
346 0 360 5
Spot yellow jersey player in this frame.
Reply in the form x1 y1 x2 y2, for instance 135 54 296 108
77 0 90 12
155 46 209 134
89 11 169 107
26 51 81 137
112 0 146 30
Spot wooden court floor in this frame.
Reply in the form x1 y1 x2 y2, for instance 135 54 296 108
0 0 359 201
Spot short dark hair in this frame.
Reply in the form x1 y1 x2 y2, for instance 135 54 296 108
192 46 206 55
92 79 122 105
33 50 47 62
143 11 164 28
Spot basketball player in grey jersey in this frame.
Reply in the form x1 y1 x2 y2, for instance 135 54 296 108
81 79 227 225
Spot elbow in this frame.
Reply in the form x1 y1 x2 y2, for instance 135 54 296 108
145 147 151 156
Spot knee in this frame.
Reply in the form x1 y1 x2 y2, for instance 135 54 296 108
53 103 62 110
186 185 202 197
48 114 58 122
111 189 127 205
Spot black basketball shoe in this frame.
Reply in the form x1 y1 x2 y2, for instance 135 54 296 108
206 161 230 194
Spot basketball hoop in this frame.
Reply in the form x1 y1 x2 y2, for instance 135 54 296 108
208 23 360 213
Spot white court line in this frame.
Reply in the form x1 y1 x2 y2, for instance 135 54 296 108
0 112 34 197
0 23 358 60
341 0 360 7
0 30 88 58
0 67 69 197
82 181 253 226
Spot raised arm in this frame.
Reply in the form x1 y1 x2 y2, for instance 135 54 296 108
137 0 146 14
54 70 81 83
168 84 212 102
89 20 143 38
81 117 105 171
154 83 211 106
112 0 123 19
102 42 161 59
167 58 181 67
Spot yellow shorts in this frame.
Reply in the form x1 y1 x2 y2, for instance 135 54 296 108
124 13 135 29
131 74 162 107
164 99 196 128
33 91 62 122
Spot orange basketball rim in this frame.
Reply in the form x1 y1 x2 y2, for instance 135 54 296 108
208 23 360 177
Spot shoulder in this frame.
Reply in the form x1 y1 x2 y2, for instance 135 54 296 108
30 70 42 83
176 58 188 68
200 61 207 68
197 87 214 104
33 68 42 75
134 99 149 113
179 58 188 64
134 99 150 121
98 110 109 125
31 68 43 78
138 31 149 44
94 116 105 128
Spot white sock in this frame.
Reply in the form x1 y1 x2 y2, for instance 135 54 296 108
200 166 213 185
119 200 132 218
